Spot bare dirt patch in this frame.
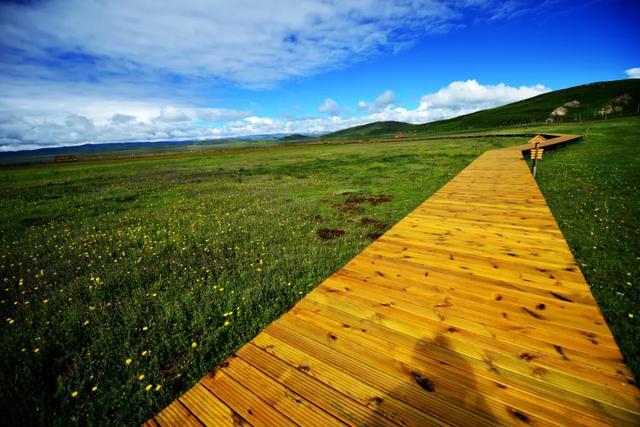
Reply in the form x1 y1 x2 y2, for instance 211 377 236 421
332 202 362 213
346 194 393 205
317 228 345 240
360 217 389 230
332 193 393 213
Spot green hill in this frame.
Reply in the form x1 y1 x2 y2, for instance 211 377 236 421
326 121 410 138
324 79 640 138
280 133 310 142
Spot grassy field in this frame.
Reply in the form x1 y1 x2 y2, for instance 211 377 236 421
0 136 520 425
529 118 640 380
1 116 638 425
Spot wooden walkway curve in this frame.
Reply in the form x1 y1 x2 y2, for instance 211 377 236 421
147 134 640 426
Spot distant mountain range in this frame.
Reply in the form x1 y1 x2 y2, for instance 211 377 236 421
0 133 315 165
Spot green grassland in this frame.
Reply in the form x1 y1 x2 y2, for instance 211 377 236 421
526 118 640 379
0 136 520 425
1 113 638 426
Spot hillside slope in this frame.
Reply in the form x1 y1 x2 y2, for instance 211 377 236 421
324 79 640 138
327 121 409 138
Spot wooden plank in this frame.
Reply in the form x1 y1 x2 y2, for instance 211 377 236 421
237 343 394 426
154 399 203 426
286 303 615 426
201 370 296 426
295 296 635 390
316 277 637 403
298 294 640 423
272 312 546 426
148 133 640 426
253 328 445 426
330 268 612 346
220 355 345 426
179 383 249 426
352 251 597 306
340 260 603 325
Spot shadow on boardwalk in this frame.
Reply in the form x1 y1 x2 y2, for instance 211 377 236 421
363 334 499 426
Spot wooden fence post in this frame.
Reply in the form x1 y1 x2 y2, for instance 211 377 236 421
532 142 539 177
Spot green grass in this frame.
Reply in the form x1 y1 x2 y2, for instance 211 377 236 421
531 118 640 380
1 116 638 425
324 120 410 138
0 136 520 425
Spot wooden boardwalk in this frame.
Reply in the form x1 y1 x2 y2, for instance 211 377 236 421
147 134 640 426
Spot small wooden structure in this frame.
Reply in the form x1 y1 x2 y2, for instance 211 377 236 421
529 135 546 176
528 134 548 145
530 147 544 160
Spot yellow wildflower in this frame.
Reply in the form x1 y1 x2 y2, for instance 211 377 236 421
142 326 149 331
92 386 98 392
629 313 635 319
155 384 162 391
71 391 78 398
145 384 152 391
223 320 230 327
141 350 149 356
191 342 198 348
138 374 145 381
34 348 40 353
125 358 132 366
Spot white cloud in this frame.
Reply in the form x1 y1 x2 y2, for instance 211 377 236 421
65 114 94 130
358 89 398 112
418 79 549 111
156 106 190 122
0 1 552 151
0 79 550 151
194 108 251 122
318 98 341 115
0 87 252 150
374 90 396 108
225 78 547 136
625 68 640 79
0 0 474 87
111 114 137 124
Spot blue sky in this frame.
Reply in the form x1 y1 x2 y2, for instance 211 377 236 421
0 0 638 151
